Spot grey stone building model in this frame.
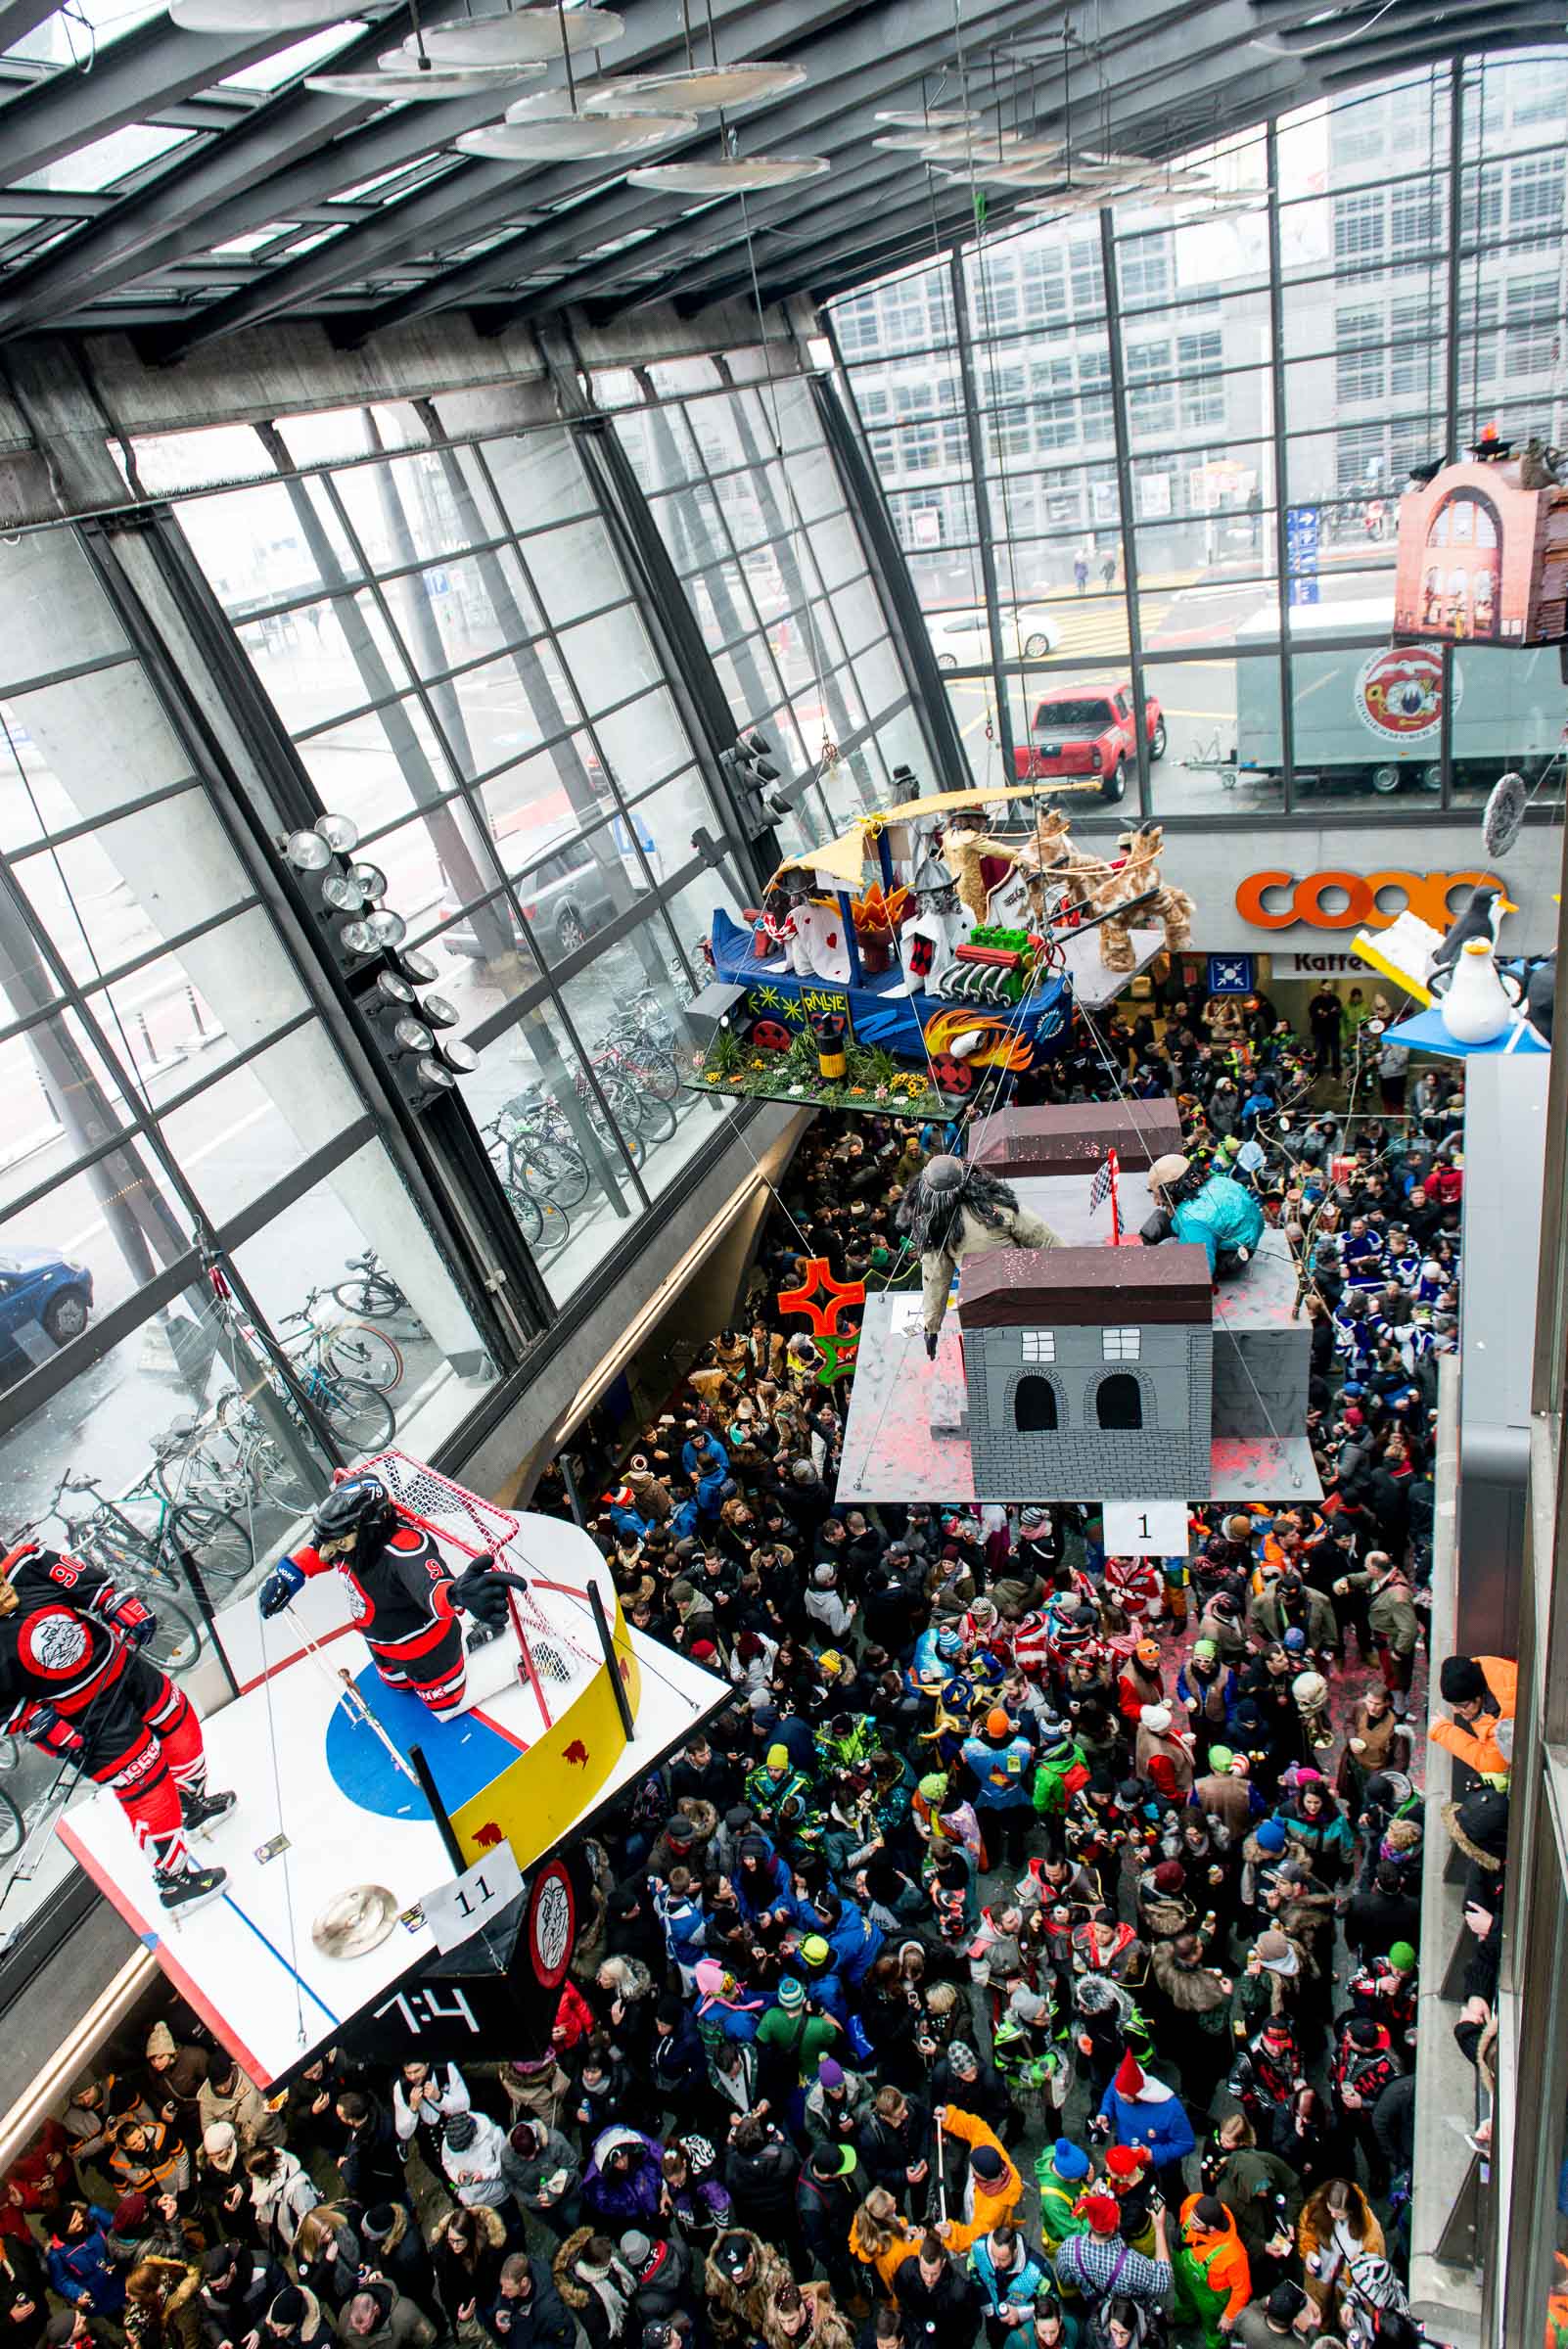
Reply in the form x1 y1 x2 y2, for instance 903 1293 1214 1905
949 1101 1310 1503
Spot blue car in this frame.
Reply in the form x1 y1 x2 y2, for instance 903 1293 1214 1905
0 1244 94 1359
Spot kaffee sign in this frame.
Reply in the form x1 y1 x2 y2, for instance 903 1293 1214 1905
1235 867 1504 932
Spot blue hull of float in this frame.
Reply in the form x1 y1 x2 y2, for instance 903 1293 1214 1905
709 908 1072 1064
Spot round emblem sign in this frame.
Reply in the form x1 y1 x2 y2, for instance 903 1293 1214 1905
528 1861 575 1989
1353 644 1457 742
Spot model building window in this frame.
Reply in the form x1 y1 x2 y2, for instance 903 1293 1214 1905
1102 1328 1141 1360
1096 1372 1143 1431
1015 1375 1060 1434
1021 1331 1057 1363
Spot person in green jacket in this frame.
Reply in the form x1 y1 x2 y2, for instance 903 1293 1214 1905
1033 2139 1093 2258
1032 1721 1090 1820
755 1977 841 2089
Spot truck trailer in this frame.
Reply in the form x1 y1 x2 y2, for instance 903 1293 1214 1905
1208 597 1564 795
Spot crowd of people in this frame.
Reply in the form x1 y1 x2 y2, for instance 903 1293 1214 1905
1 986 1506 2349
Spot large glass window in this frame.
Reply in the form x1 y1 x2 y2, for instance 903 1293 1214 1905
833 53 1561 815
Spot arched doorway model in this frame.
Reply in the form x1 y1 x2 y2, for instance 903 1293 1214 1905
1015 1374 1060 1432
1096 1372 1143 1430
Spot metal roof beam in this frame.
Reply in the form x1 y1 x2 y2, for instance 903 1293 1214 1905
0 10 374 185
1254 0 1556 48
146 0 872 354
0 0 853 336
0 0 68 55
528 155 938 320
356 0 1059 336
1317 22 1555 79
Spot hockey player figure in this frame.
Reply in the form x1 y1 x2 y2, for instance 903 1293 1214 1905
257 1476 511 1717
0 1541 234 1916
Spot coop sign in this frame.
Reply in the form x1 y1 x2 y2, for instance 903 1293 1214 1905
1234 868 1504 932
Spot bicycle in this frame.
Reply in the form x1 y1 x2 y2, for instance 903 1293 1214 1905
280 1289 404 1391
489 1094 591 1210
333 1250 422 1327
70 1462 253 1595
594 1023 680 1105
34 1475 203 1674
218 1356 394 1459
148 1416 254 1516
210 1390 321 1515
589 1053 677 1148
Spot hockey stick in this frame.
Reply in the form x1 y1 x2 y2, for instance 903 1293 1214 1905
281 1605 421 1787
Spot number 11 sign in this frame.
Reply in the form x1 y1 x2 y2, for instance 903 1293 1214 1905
421 1844 525 1957
1102 1499 1190 1558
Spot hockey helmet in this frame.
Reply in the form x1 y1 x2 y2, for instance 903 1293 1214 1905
313 1474 393 1548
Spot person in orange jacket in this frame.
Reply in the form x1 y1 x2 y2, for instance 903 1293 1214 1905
933 2106 1022 2252
1429 1654 1516 1785
1174 2192 1251 2347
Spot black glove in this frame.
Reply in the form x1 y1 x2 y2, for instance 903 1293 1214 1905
924 1328 939 1361
452 1554 511 1629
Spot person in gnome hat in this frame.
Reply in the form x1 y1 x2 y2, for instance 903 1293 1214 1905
1093 2050 1196 2210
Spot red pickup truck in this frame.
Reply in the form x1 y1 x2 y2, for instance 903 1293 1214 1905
1012 680 1166 802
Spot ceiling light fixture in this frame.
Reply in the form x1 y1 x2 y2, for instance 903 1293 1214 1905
398 2 622 63
873 107 979 129
459 112 695 158
583 61 807 112
308 60 544 94
169 0 346 30
626 154 830 192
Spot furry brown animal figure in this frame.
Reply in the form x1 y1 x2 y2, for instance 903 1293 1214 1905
1097 823 1196 970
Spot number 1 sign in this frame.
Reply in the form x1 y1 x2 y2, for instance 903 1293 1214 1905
1101 1499 1189 1558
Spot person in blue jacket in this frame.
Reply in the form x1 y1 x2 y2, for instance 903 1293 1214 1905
45 2205 124 2319
1140 1154 1265 1277
680 1428 730 1524
970 2223 1051 2349
1096 2047 1197 2208
961 1707 1037 1868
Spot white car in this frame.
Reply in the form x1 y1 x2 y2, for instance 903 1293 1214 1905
930 605 1062 668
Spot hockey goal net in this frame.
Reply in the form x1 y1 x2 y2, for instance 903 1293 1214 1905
358 1451 601 1724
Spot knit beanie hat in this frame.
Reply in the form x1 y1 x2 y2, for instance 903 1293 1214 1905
1078 2193 1121 2233
443 2115 478 2150
203 2121 238 2169
1388 1941 1418 1973
1255 1931 1299 1975
361 2209 401 2244
817 2057 845 2090
1255 1820 1287 1854
970 2145 1005 2182
800 1935 832 1969
1049 2140 1090 2182
1140 1704 1173 1734
1152 1861 1185 1894
1439 1655 1485 1704
145 2021 177 2060
1207 1745 1234 1773
765 1744 791 1769
1103 2145 1148 2180
918 1774 948 1803
112 2194 148 2234
776 1977 806 2013
1113 2050 1145 2098
269 2289 308 2330
1010 1987 1048 2025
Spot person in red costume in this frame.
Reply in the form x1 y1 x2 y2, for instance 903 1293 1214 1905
258 1475 509 1717
0 1542 234 1916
